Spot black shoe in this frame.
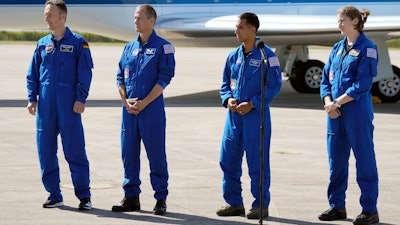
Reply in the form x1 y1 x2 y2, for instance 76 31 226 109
79 198 92 210
153 200 167 215
111 197 140 212
216 205 245 216
318 208 347 221
353 212 379 225
246 207 269 220
43 199 64 208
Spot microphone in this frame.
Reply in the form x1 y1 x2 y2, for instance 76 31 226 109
256 40 267 62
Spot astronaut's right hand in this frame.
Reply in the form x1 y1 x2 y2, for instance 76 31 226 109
228 98 238 112
125 98 139 115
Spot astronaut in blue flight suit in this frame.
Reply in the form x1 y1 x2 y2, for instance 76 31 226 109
111 4 175 216
26 0 93 210
319 6 379 224
216 12 282 220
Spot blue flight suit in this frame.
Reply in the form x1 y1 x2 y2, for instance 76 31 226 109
26 27 93 202
116 30 175 200
219 39 282 208
320 32 379 213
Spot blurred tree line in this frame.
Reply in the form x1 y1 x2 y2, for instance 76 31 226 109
0 30 399 47
0 30 124 43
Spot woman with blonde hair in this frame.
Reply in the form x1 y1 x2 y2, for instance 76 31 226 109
319 6 379 225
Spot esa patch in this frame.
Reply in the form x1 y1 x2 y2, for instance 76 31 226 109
124 68 130 79
329 70 334 81
230 78 236 90
163 44 175 54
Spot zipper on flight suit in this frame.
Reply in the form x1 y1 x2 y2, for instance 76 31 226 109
237 51 251 103
134 44 144 97
338 44 353 93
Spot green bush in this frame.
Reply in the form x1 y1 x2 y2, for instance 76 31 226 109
0 31 124 43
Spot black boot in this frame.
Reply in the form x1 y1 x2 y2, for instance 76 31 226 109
353 212 379 225
153 200 167 215
318 208 347 221
111 197 140 212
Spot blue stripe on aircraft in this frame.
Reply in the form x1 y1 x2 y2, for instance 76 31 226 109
2 0 399 4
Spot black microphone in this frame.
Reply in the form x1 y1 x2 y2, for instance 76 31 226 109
256 40 267 62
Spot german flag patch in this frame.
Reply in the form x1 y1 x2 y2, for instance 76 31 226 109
83 42 89 49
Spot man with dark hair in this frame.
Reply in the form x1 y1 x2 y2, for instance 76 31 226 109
216 12 282 220
26 0 93 210
111 4 175 216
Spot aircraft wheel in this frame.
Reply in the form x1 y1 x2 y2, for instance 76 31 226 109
291 60 324 93
371 65 400 103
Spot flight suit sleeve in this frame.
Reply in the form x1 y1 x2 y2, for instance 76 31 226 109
75 39 94 103
116 44 129 87
345 46 378 101
157 43 175 89
26 43 41 103
220 56 234 108
250 52 282 110
320 44 338 100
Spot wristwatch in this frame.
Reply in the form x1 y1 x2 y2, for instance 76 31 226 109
332 99 341 108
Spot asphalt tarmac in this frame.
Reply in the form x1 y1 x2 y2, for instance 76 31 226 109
0 43 399 225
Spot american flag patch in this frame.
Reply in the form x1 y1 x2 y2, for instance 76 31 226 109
163 44 175 54
268 56 280 67
83 42 89 49
367 48 377 59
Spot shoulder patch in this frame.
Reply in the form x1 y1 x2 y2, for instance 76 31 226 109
268 56 280 67
367 48 377 59
83 42 89 49
163 44 175 54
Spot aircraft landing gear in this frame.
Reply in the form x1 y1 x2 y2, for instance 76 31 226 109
371 65 400 103
289 59 324 93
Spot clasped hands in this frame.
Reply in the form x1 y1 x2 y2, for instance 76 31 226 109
228 98 253 116
125 98 146 115
324 101 341 119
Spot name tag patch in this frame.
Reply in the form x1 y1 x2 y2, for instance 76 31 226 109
249 59 261 67
349 49 360 57
145 48 156 55
60 44 74 53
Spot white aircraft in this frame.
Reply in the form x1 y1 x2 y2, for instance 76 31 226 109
1 0 400 102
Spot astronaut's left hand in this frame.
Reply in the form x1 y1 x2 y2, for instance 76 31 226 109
73 101 86 114
236 101 253 116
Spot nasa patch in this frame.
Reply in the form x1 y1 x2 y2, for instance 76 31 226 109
45 43 54 53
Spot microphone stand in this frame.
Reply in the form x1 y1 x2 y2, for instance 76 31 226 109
258 43 268 225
